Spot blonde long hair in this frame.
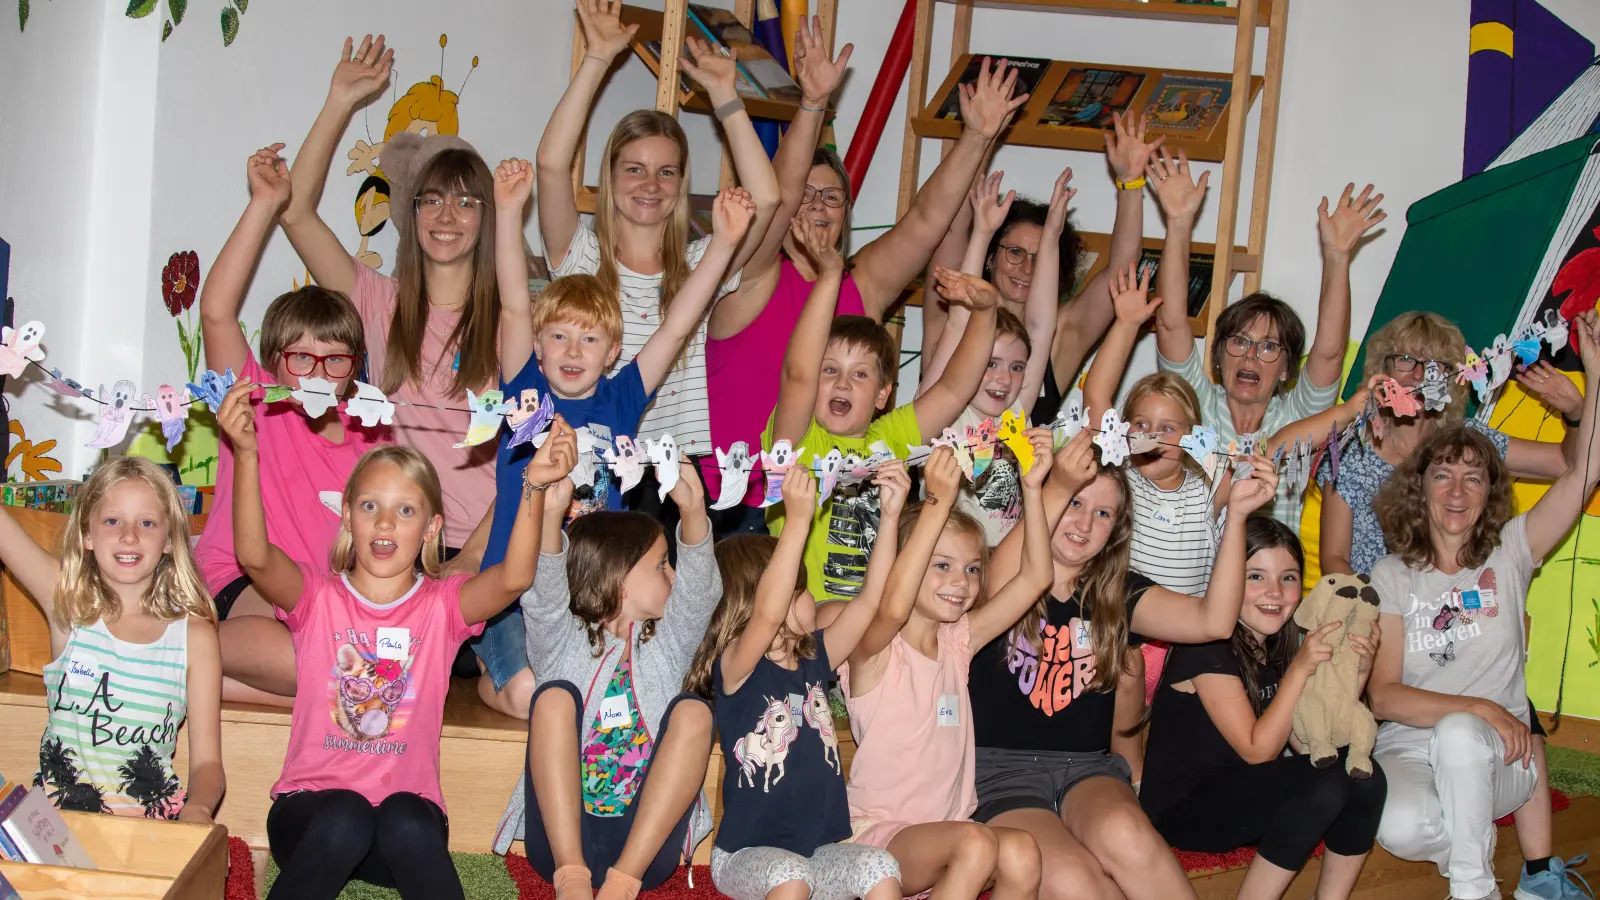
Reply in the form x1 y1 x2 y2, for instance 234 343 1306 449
685 535 814 699
595 111 692 318
54 457 213 630
329 446 447 577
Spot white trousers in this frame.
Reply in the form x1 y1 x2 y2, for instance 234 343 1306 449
1374 712 1538 900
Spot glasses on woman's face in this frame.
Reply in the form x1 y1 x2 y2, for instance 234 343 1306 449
414 193 484 219
1224 334 1285 363
1383 353 1446 374
802 186 848 209
997 244 1038 270
282 351 356 379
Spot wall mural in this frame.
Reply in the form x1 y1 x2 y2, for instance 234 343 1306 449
18 0 251 46
6 420 62 482
1464 0 1592 177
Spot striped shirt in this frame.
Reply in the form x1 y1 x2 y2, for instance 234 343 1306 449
1128 468 1222 596
39 617 189 818
552 223 741 454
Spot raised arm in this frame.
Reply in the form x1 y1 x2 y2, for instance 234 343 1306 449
523 474 578 667
918 172 1013 392
1131 458 1277 643
280 36 394 298
1527 312 1600 561
459 418 576 625
218 381 304 610
0 504 65 652
914 267 999 441
771 218 845 447
723 467 817 695
851 58 1029 318
1319 486 1357 576
1512 360 1587 477
1259 379 1374 458
537 0 639 268
1082 263 1162 420
635 187 753 392
989 430 1098 589
968 429 1057 650
494 158 538 381
177 617 224 825
1147 149 1208 366
1306 184 1386 389
821 460 910 665
917 186 979 374
204 146 292 374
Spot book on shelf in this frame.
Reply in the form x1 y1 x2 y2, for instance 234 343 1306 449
1038 67 1147 131
634 39 696 106
1140 73 1235 142
686 4 793 102
0 867 17 900
0 781 95 868
932 55 1053 122
1134 247 1216 318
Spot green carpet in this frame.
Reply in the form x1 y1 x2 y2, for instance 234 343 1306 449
1548 743 1600 799
264 852 520 900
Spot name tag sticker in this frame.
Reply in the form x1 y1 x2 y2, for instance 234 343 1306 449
375 627 410 662
1459 588 1497 611
599 694 633 730
937 694 961 727
66 653 99 688
1074 621 1092 652
1151 503 1181 530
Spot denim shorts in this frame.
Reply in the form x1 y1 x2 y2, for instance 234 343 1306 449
972 746 1133 823
469 603 528 690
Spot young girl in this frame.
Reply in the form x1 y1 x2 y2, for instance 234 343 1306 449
1141 517 1386 900
0 457 223 822
538 0 779 463
970 431 1277 900
199 144 387 709
688 461 910 900
493 459 721 900
839 434 1057 900
220 383 578 900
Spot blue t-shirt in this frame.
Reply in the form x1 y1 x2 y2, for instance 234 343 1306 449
482 357 653 569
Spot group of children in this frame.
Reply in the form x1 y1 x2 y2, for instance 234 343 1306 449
2 3 1595 899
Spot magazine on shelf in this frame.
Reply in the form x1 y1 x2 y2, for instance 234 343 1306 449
686 4 779 100
932 55 1052 122
1038 67 1147 131
1134 247 1216 318
1141 73 1235 141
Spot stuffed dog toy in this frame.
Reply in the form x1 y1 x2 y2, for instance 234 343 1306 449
1292 573 1381 778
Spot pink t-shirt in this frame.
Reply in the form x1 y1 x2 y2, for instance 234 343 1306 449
195 352 388 595
703 258 866 505
272 565 482 809
349 262 497 546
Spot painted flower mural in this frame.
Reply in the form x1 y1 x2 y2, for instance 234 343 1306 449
1554 225 1600 351
162 250 203 382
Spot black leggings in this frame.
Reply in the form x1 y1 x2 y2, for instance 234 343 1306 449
1150 752 1388 871
266 789 461 900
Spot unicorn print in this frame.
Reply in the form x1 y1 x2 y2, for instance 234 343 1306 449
801 683 840 775
732 696 799 792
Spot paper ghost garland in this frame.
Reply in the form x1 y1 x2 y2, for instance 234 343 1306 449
1374 377 1420 418
932 427 975 480
1093 409 1130 466
345 381 396 428
1485 335 1514 390
85 380 138 449
155 384 188 452
187 368 236 413
710 441 756 510
642 435 680 502
46 368 87 399
1127 432 1159 455
1179 425 1218 465
967 420 996 478
1543 309 1570 352
533 427 600 488
0 321 46 378
760 440 803 507
455 389 514 448
813 448 845 500
997 410 1034 474
1419 361 1451 413
508 389 556 448
1050 398 1090 448
291 376 339 419
604 436 647 495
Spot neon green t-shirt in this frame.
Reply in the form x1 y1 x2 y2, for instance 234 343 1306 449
762 404 922 604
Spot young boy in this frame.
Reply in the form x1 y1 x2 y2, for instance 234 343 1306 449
469 160 753 718
766 219 1000 603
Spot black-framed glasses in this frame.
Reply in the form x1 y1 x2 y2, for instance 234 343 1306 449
802 186 848 209
1223 334 1284 363
997 244 1037 269
414 193 485 218
282 351 356 379
1383 353 1448 374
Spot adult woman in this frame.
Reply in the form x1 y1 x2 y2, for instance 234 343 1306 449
1148 153 1386 532
1367 313 1599 900
703 33 1026 533
1142 517 1386 900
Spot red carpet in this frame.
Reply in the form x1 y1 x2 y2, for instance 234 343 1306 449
227 836 257 900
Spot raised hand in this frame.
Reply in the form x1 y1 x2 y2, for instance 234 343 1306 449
217 381 259 453
1105 110 1162 184
1042 167 1076 239
668 458 707 511
794 215 843 274
793 15 852 107
1110 263 1162 327
1148 148 1209 224
1318 184 1386 259
527 416 579 489
712 186 757 246
1051 430 1098 498
328 35 393 111
969 171 1015 238
924 446 962 506
680 36 739 106
1575 308 1600 375
874 458 911 522
494 158 535 212
1227 453 1279 515
932 265 1000 312
1022 427 1054 489
957 58 1030 141
576 0 639 65
247 143 292 211
781 464 818 523
1515 361 1583 420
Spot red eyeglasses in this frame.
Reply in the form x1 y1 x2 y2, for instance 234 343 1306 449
282 351 356 379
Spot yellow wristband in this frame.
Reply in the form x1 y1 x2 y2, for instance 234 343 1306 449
1117 176 1147 191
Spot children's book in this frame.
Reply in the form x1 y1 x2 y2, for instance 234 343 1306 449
0 867 17 900
932 55 1052 122
1037 67 1146 131
1134 247 1216 319
1141 74 1234 140
0 781 95 868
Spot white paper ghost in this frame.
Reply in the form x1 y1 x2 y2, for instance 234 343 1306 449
603 436 647 494
85 380 138 449
1485 335 1514 391
646 435 680 502
345 381 396 428
532 426 600 487
760 440 804 507
1093 408 1131 466
711 442 756 510
1544 309 1570 353
0 321 46 378
1051 397 1090 448
292 376 340 419
1419 362 1451 413
902 445 932 468
1127 432 1159 455
455 389 514 448
154 384 188 452
813 448 845 501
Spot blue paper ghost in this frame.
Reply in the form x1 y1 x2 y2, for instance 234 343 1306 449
1179 425 1217 465
186 368 236 413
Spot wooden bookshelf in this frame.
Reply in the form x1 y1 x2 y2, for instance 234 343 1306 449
951 0 1273 23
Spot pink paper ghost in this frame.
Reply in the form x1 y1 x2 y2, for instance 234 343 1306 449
0 321 46 378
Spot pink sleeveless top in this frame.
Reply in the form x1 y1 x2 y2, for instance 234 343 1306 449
839 617 976 845
703 258 867 505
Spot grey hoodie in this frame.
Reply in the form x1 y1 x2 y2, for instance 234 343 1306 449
493 526 721 855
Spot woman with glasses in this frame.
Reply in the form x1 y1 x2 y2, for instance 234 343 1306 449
198 145 391 709
1147 152 1387 533
1318 311 1587 900
705 38 1026 536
